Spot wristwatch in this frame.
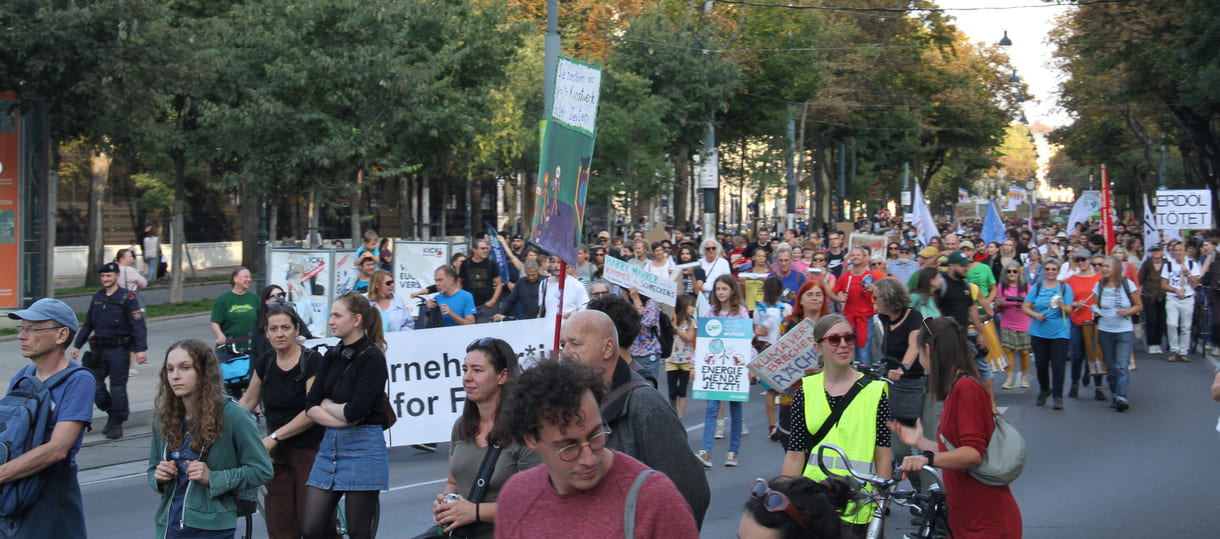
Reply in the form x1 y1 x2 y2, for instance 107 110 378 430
270 432 279 441
921 450 935 467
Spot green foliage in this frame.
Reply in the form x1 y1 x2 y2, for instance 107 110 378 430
132 172 174 217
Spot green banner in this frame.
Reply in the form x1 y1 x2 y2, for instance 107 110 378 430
529 57 602 265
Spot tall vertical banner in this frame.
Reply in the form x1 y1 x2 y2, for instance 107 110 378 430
1099 165 1116 253
485 222 511 279
691 317 753 402
0 94 19 308
393 241 452 317
529 57 602 265
268 249 334 338
1143 195 1161 251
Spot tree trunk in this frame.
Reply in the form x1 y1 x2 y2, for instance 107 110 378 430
86 150 110 287
349 169 363 246
673 147 690 231
306 190 320 247
399 176 412 241
169 152 187 304
422 176 432 240
240 182 259 271
522 172 536 239
268 193 279 246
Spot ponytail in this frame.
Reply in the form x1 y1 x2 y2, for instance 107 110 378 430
336 292 387 351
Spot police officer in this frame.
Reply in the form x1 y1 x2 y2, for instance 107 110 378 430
70 262 148 439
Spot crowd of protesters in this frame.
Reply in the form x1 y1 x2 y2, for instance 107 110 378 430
7 214 1219 539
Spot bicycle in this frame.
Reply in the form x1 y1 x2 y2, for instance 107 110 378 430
816 443 950 539
1189 285 1213 356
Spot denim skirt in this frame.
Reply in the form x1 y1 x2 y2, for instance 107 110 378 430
306 424 389 491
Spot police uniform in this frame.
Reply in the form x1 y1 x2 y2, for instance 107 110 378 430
74 263 148 438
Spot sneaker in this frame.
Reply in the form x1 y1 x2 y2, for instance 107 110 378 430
128 368 139 376
741 424 749 436
695 450 713 468
1115 398 1130 412
1129 359 1138 371
1094 387 1106 401
714 419 726 439
1021 375 1030 389
725 452 739 467
768 424 778 440
1001 373 1014 390
1180 353 1191 363
1168 352 1179 362
1036 391 1049 406
1068 385 1079 398
1053 398 1064 410
105 422 123 440
1148 345 1163 354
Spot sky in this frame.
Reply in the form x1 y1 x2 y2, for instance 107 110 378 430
935 0 1077 128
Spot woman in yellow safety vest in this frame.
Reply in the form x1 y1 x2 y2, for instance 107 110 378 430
781 313 892 534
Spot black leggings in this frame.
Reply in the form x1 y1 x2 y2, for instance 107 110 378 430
301 487 379 539
1031 336 1068 398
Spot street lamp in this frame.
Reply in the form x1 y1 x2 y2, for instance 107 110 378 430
999 30 1012 47
1009 70 1020 84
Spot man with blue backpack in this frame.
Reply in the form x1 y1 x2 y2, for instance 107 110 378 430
1 298 95 537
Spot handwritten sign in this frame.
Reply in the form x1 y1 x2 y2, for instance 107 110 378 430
551 58 602 135
747 318 819 393
1155 189 1213 230
691 317 753 402
602 256 677 306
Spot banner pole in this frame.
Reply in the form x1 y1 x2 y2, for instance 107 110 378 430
553 260 567 356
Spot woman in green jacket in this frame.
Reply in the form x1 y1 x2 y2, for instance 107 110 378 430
148 339 272 538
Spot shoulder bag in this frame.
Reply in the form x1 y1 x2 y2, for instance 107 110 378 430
939 413 1026 487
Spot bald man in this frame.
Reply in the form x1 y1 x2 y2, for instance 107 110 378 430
561 309 710 529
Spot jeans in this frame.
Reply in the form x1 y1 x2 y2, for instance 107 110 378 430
1098 330 1133 400
702 400 743 453
92 346 130 422
1142 295 1166 347
1165 294 1194 355
1031 336 1068 398
633 354 661 383
145 256 157 282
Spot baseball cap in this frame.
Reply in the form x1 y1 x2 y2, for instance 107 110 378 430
597 231 610 239
946 252 972 266
1148 244 1163 252
959 240 974 250
898 244 912 252
917 247 939 258
511 233 524 240
98 262 120 274
1074 248 1092 260
8 298 79 333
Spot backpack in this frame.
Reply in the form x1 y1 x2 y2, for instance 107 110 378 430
656 311 674 359
0 365 89 517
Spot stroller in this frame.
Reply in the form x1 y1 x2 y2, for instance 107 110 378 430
216 336 254 399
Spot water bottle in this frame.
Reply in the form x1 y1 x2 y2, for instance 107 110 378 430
435 493 460 536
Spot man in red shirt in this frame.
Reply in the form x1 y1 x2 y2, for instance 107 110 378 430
497 361 699 539
833 246 876 366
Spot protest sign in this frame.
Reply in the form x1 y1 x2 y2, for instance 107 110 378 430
602 255 678 306
691 317 753 402
305 318 555 447
747 318 818 393
1155 189 1213 230
847 233 888 258
269 249 333 337
394 240 452 317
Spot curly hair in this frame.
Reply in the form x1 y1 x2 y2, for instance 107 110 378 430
587 294 639 349
457 338 519 445
501 360 606 443
871 277 910 316
743 475 858 539
156 339 227 453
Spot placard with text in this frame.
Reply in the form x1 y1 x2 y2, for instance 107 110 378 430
691 317 753 402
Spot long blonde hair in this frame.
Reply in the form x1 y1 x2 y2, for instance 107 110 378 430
156 339 226 453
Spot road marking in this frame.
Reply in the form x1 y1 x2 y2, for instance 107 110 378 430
80 460 148 486
387 478 447 492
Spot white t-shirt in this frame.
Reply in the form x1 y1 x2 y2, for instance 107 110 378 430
645 260 674 282
1093 279 1139 333
1160 258 1201 298
697 257 732 315
540 275 589 317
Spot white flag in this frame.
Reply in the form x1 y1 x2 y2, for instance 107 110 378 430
913 183 939 247
1143 195 1160 253
1067 191 1101 234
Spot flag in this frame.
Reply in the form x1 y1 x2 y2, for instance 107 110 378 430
1067 191 1102 234
1143 195 1160 252
1099 166 1117 254
913 183 939 247
982 198 1006 246
485 221 511 279
1028 215 1038 248
958 188 970 203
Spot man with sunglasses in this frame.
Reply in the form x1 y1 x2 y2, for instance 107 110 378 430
497 360 699 538
4 299 96 536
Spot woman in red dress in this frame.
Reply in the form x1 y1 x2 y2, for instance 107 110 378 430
889 317 1023 538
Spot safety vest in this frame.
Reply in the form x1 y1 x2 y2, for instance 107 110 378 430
801 372 887 525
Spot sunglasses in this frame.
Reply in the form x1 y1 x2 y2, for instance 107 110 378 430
383 280 394 286
270 292 286 300
705 247 717 251
750 479 809 531
819 333 855 347
1091 263 1103 267
813 258 826 262
1006 270 1020 274
871 262 884 267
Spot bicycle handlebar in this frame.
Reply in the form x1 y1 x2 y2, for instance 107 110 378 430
816 443 945 493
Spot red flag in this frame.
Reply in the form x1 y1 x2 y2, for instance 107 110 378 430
1100 165 1117 254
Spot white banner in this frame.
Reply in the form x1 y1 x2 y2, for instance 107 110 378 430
363 318 553 446
332 251 363 296
551 58 602 134
1155 189 1213 230
1066 191 1101 234
847 233 888 259
601 256 677 306
747 318 818 393
699 150 720 189
268 249 333 338
394 241 452 317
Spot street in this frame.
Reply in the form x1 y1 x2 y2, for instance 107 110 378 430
4 315 1216 537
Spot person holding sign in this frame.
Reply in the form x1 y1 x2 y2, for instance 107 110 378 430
695 275 759 469
780 314 891 535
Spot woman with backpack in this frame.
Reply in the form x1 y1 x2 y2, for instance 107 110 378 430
238 304 325 537
149 339 273 539
1093 256 1142 412
890 317 1022 538
1022 257 1075 410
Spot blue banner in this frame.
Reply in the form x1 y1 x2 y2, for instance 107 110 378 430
485 221 511 279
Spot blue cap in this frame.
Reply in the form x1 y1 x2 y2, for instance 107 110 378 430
8 298 79 332
98 262 120 274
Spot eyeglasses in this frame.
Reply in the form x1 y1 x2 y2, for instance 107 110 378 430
270 292 286 300
383 280 394 286
555 426 611 461
15 325 64 335
705 247 717 251
818 333 855 347
750 479 810 531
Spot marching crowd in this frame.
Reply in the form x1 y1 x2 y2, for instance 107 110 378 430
3 218 1219 539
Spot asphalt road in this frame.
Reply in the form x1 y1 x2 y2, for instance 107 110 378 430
65 345 1220 538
